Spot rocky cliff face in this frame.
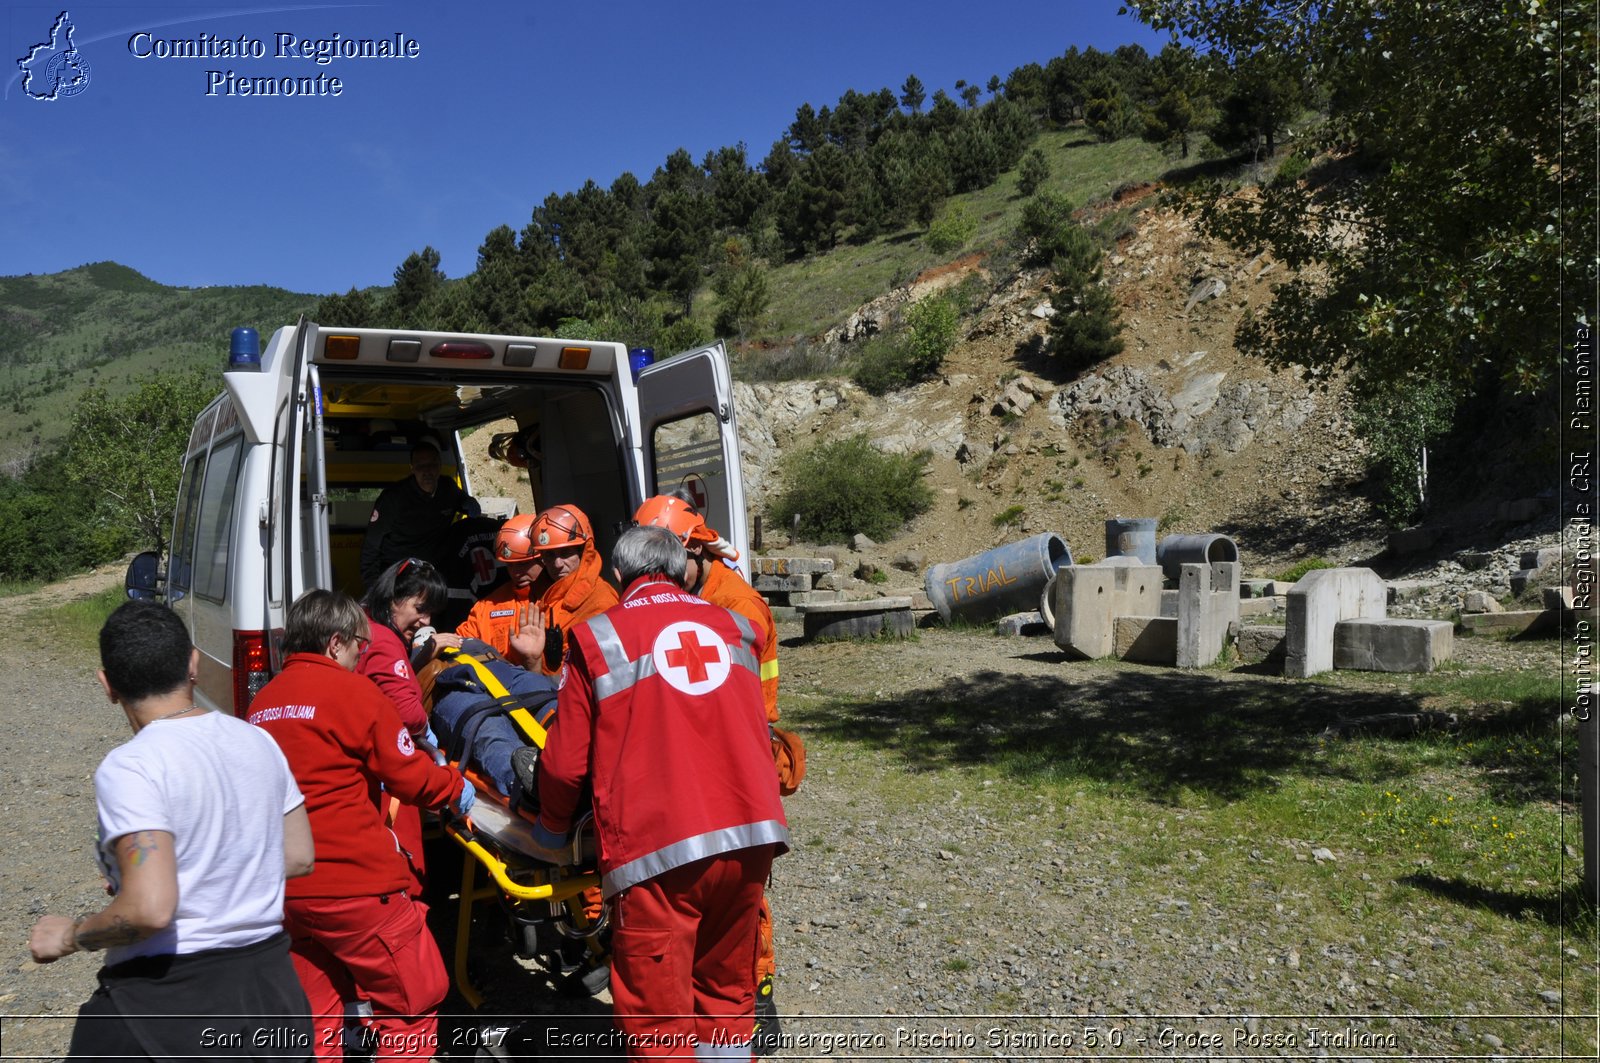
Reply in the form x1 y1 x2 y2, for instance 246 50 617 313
732 198 1375 574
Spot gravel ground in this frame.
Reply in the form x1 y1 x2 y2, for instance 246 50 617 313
0 571 1591 1062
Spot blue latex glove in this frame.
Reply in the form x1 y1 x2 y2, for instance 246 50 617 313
424 725 446 766
452 777 476 818
424 725 440 748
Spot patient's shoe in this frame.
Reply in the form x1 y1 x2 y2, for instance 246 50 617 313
511 746 541 809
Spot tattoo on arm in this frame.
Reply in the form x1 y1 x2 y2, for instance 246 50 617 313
75 914 143 950
121 831 161 867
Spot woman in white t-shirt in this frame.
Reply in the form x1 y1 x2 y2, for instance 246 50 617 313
29 601 316 1061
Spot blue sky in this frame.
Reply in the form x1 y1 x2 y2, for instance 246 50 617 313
2 1 1169 294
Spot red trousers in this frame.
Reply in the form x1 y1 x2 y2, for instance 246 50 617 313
284 893 448 1063
610 847 774 1061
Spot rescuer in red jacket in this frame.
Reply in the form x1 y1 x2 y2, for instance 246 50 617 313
250 589 474 1063
531 526 788 1060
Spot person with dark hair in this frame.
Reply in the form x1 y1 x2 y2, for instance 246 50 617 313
360 557 451 893
360 556 450 737
359 440 480 588
30 601 314 1061
531 526 788 1059
251 589 474 1063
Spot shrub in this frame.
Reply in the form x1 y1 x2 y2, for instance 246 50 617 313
769 435 933 543
925 203 977 255
851 294 961 396
1014 190 1077 268
992 505 1025 528
1017 148 1050 196
1275 557 1335 583
1351 376 1456 526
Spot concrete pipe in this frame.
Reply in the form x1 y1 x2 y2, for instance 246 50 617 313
1156 533 1240 582
1105 518 1158 566
924 532 1072 624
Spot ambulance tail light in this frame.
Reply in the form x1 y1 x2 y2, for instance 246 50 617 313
233 630 271 716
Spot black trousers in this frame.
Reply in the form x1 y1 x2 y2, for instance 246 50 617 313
68 932 312 1062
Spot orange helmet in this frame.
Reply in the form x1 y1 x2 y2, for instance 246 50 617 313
634 495 739 561
528 504 593 554
494 514 540 562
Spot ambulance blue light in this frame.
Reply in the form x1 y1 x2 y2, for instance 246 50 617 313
229 327 261 372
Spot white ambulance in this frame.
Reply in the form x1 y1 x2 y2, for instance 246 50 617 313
127 318 748 716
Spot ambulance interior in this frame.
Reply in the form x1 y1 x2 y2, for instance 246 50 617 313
313 374 632 602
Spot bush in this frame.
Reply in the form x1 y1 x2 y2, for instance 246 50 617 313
1275 557 1335 583
1015 190 1077 268
1351 377 1457 526
769 435 933 543
1017 148 1050 196
851 294 961 396
925 203 977 255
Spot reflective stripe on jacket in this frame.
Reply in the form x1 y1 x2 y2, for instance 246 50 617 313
536 578 788 897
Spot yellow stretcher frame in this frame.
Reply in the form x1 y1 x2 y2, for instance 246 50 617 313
429 647 607 1010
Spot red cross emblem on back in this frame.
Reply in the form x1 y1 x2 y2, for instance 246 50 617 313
665 628 718 683
652 621 731 695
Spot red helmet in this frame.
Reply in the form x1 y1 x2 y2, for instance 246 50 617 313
634 495 739 560
528 504 593 554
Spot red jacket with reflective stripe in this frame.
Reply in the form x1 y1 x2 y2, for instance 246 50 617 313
249 653 466 899
536 577 788 896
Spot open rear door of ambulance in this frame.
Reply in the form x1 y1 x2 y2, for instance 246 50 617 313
633 341 749 568
265 318 334 675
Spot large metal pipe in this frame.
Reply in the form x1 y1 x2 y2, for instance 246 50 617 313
1105 518 1158 565
1157 533 1240 582
924 533 1072 624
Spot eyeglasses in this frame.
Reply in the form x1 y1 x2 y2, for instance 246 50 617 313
343 633 371 653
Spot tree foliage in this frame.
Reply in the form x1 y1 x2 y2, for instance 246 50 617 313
65 368 217 558
1125 0 1596 399
1046 227 1123 375
1017 148 1051 196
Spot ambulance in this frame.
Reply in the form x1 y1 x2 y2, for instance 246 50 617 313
127 318 748 716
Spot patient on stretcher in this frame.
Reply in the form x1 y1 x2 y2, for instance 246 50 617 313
421 640 556 807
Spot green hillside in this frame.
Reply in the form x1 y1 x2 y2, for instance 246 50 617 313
0 264 318 462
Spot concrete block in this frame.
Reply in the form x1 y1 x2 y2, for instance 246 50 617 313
1159 589 1179 618
1546 586 1577 612
1462 591 1503 613
1241 579 1274 599
1265 580 1297 597
1236 625 1286 666
1509 568 1540 595
1456 551 1496 571
754 573 812 593
799 597 914 641
1333 618 1454 673
1238 596 1281 618
750 557 835 577
996 611 1050 637
1387 527 1438 554
1114 615 1176 664
780 590 844 605
1521 547 1562 571
1177 561 1240 668
1459 609 1557 636
1050 564 1164 660
1285 568 1388 678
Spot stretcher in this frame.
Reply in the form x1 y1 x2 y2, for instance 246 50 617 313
425 647 609 1009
